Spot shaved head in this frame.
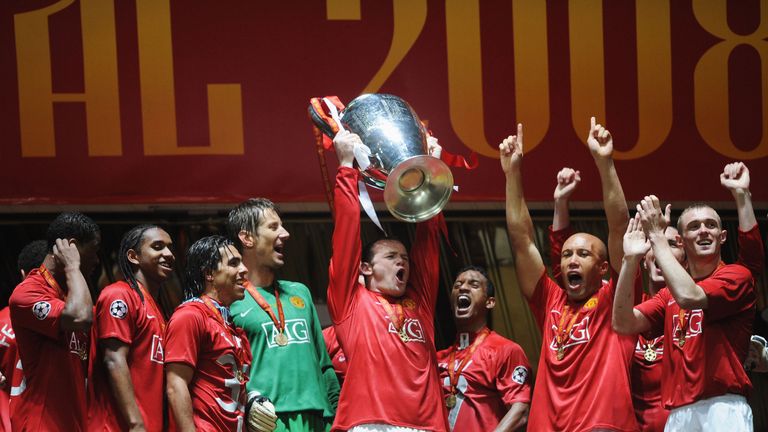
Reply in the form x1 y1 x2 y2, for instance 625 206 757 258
563 233 608 261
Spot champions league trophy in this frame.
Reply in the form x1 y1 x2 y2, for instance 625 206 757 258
310 93 453 223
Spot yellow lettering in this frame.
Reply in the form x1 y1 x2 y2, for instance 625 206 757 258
446 0 549 158
692 0 768 159
15 0 121 157
136 0 244 155
568 0 672 160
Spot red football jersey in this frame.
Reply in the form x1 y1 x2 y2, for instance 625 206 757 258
165 299 252 432
89 281 166 431
635 264 755 409
322 326 347 384
327 167 448 431
437 330 531 431
0 307 17 432
8 269 90 431
527 272 638 431
631 293 667 432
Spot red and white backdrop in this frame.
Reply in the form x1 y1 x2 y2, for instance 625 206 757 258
0 0 766 207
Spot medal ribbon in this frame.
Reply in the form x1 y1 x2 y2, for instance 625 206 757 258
138 283 167 333
376 294 406 334
200 295 248 383
39 265 64 297
447 328 490 398
676 308 687 346
554 294 597 353
244 280 286 336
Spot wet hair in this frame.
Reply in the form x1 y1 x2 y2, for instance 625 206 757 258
362 238 405 264
46 212 100 252
226 198 281 251
117 225 163 303
677 203 720 232
183 235 234 300
17 240 48 274
456 265 495 298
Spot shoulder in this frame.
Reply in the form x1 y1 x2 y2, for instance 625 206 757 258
280 280 312 297
97 282 140 305
713 263 753 280
10 272 55 306
486 332 526 357
169 300 206 325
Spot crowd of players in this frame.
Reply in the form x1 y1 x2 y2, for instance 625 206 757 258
0 118 765 431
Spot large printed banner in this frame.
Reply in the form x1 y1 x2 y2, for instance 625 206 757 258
0 0 766 207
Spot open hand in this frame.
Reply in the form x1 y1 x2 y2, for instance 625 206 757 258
624 213 650 258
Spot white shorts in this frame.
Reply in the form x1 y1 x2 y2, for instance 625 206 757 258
664 394 752 432
350 424 427 432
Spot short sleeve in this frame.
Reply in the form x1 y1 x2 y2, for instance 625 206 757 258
9 277 65 340
95 285 139 345
699 265 755 322
527 272 555 330
496 343 532 406
635 289 669 339
164 306 204 368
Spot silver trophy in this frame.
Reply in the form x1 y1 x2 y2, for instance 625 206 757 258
311 94 453 222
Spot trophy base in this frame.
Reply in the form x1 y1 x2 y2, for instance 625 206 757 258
384 155 454 223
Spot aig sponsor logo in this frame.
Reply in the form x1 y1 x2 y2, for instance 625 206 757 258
150 335 164 364
548 313 591 352
387 318 425 343
262 318 310 348
0 323 15 348
672 309 703 344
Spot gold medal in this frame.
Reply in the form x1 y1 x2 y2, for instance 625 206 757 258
78 348 88 361
556 346 564 360
678 337 685 348
275 332 289 346
399 327 410 342
446 394 456 408
644 347 657 362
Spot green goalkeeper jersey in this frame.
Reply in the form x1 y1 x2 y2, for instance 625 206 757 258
231 280 339 419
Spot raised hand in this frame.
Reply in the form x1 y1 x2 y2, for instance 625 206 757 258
554 167 581 201
587 116 613 159
636 195 666 236
426 136 442 159
500 123 523 175
332 130 360 168
53 238 81 272
623 213 650 258
720 162 750 193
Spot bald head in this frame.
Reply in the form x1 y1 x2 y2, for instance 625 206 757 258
563 233 608 262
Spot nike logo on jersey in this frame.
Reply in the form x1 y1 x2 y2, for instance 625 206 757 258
239 307 255 318
146 314 156 319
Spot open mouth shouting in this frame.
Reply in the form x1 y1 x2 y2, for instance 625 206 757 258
395 268 406 286
455 294 472 315
566 271 584 290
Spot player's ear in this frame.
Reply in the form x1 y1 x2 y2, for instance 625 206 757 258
485 296 496 310
238 230 254 248
359 262 373 277
127 248 140 266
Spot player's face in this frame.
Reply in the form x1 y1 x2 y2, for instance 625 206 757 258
211 245 248 306
560 234 608 301
450 270 494 322
77 232 101 277
643 227 685 285
252 209 290 270
135 228 175 283
363 240 410 298
679 207 726 261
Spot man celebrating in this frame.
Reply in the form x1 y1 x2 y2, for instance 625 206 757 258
228 198 339 431
165 236 255 431
327 130 448 431
501 120 637 431
9 212 100 431
613 181 758 429
436 266 530 431
90 225 175 431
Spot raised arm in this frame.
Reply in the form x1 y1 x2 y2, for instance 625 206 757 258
501 124 546 299
612 213 652 335
587 118 629 271
55 238 93 331
327 131 363 322
639 196 707 309
553 167 580 232
720 162 764 275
